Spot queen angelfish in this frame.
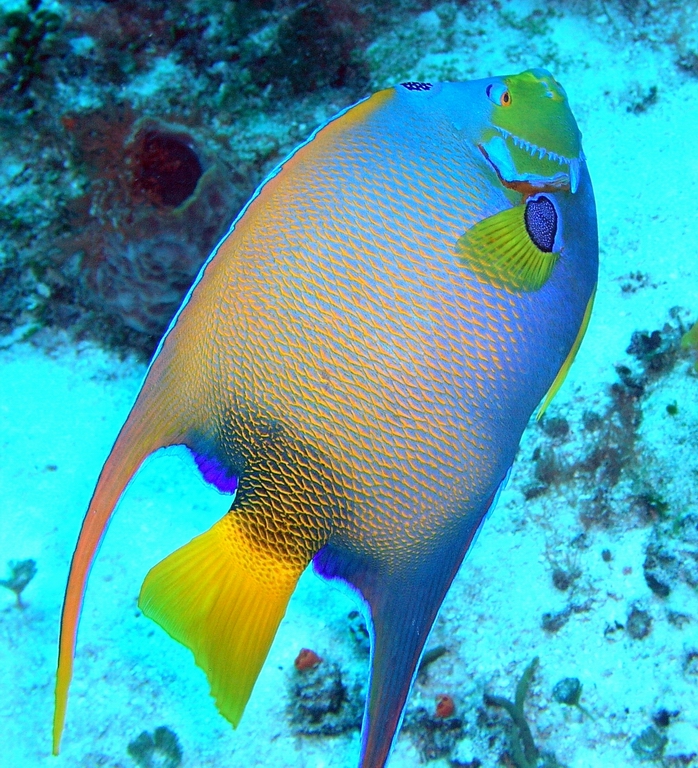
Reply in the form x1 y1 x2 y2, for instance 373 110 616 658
53 68 598 767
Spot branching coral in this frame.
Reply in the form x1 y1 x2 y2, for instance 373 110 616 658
0 0 61 99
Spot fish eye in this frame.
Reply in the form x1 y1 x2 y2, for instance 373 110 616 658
486 82 512 107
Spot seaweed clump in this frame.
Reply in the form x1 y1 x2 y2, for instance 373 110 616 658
643 512 698 599
626 605 653 640
0 559 37 608
627 85 658 114
484 658 564 768
127 726 182 768
551 677 593 719
630 726 668 762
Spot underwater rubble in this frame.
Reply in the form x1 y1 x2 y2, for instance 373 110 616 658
1 0 698 357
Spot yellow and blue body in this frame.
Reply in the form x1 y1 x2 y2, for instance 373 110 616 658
54 69 597 767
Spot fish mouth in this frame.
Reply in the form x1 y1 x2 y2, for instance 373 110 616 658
480 126 582 193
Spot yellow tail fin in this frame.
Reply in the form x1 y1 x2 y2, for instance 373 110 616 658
139 514 303 726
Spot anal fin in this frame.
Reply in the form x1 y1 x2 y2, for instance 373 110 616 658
314 504 494 768
537 286 596 419
139 514 303 727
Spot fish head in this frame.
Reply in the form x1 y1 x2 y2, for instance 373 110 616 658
477 68 583 193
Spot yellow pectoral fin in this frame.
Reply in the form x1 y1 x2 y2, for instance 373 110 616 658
537 286 596 420
139 515 303 727
457 198 559 292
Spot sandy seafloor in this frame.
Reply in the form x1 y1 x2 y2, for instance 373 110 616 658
2 1 698 767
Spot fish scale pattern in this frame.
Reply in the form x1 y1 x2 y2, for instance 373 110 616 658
54 74 599 762
146 87 537 570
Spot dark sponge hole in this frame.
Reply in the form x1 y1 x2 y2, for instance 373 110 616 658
132 129 203 208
